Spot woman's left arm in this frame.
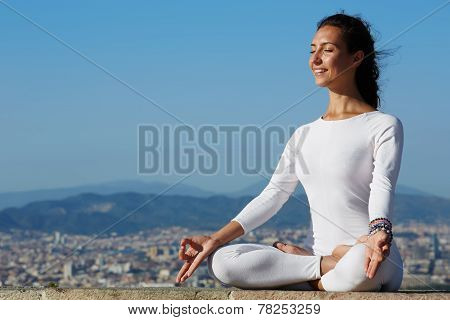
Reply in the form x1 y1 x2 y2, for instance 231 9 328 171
365 116 404 279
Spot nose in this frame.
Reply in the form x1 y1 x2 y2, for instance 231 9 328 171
311 51 322 65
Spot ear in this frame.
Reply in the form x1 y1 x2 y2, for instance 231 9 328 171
353 50 365 67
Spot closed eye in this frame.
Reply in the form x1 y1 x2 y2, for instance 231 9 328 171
310 50 333 54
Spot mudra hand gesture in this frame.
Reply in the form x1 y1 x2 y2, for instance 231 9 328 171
176 235 221 283
363 230 391 279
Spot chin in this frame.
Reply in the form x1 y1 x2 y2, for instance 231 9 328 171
315 79 329 87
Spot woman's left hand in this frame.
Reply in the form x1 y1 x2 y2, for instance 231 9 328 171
364 230 391 279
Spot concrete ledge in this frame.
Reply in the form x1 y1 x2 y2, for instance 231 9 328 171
0 288 448 300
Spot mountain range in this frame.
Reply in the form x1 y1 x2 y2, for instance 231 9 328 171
0 179 437 211
0 189 448 235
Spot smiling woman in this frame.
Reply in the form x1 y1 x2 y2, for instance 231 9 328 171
177 11 404 292
309 12 393 113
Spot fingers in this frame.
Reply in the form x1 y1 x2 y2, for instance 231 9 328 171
178 238 188 260
363 241 380 277
178 244 186 260
367 246 384 279
366 255 378 279
178 238 194 260
180 249 210 282
179 246 215 283
363 240 376 273
177 236 216 284
176 261 191 283
364 248 371 274
363 234 391 279
381 243 390 258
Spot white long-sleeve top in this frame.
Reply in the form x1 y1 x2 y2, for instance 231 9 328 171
231 110 404 256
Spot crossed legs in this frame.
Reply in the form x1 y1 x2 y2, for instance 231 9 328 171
207 243 349 290
272 237 367 290
206 235 394 291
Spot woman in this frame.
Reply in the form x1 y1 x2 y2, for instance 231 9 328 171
176 13 404 292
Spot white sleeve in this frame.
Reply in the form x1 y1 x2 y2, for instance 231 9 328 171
231 128 301 235
368 117 404 222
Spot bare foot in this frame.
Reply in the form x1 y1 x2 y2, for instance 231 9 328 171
272 241 313 256
331 235 369 260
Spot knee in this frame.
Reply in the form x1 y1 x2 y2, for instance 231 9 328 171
346 244 382 291
321 243 382 292
207 245 240 286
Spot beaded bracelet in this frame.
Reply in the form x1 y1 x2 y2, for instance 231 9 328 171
369 221 392 231
369 217 392 228
369 219 392 232
369 225 393 244
369 219 392 229
369 219 392 231
368 218 393 244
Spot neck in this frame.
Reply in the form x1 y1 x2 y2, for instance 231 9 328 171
324 83 367 116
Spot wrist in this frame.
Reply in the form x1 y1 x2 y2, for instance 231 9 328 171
209 235 225 247
368 217 393 244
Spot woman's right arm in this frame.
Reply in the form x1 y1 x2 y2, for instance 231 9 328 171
210 220 245 246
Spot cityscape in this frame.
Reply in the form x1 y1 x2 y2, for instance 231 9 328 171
0 222 448 291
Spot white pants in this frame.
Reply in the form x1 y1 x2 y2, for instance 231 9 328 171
207 241 403 292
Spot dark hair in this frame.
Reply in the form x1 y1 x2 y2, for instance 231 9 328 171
316 11 394 109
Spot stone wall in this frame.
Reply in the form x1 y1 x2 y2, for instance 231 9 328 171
0 288 448 300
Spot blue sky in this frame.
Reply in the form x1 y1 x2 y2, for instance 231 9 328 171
1 1 449 198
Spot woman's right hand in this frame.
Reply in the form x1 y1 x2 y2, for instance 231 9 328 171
176 235 222 283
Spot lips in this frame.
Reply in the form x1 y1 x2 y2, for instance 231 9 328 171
313 68 328 76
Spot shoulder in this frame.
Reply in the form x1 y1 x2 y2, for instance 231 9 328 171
366 110 402 125
284 122 312 150
292 117 320 135
365 111 404 139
